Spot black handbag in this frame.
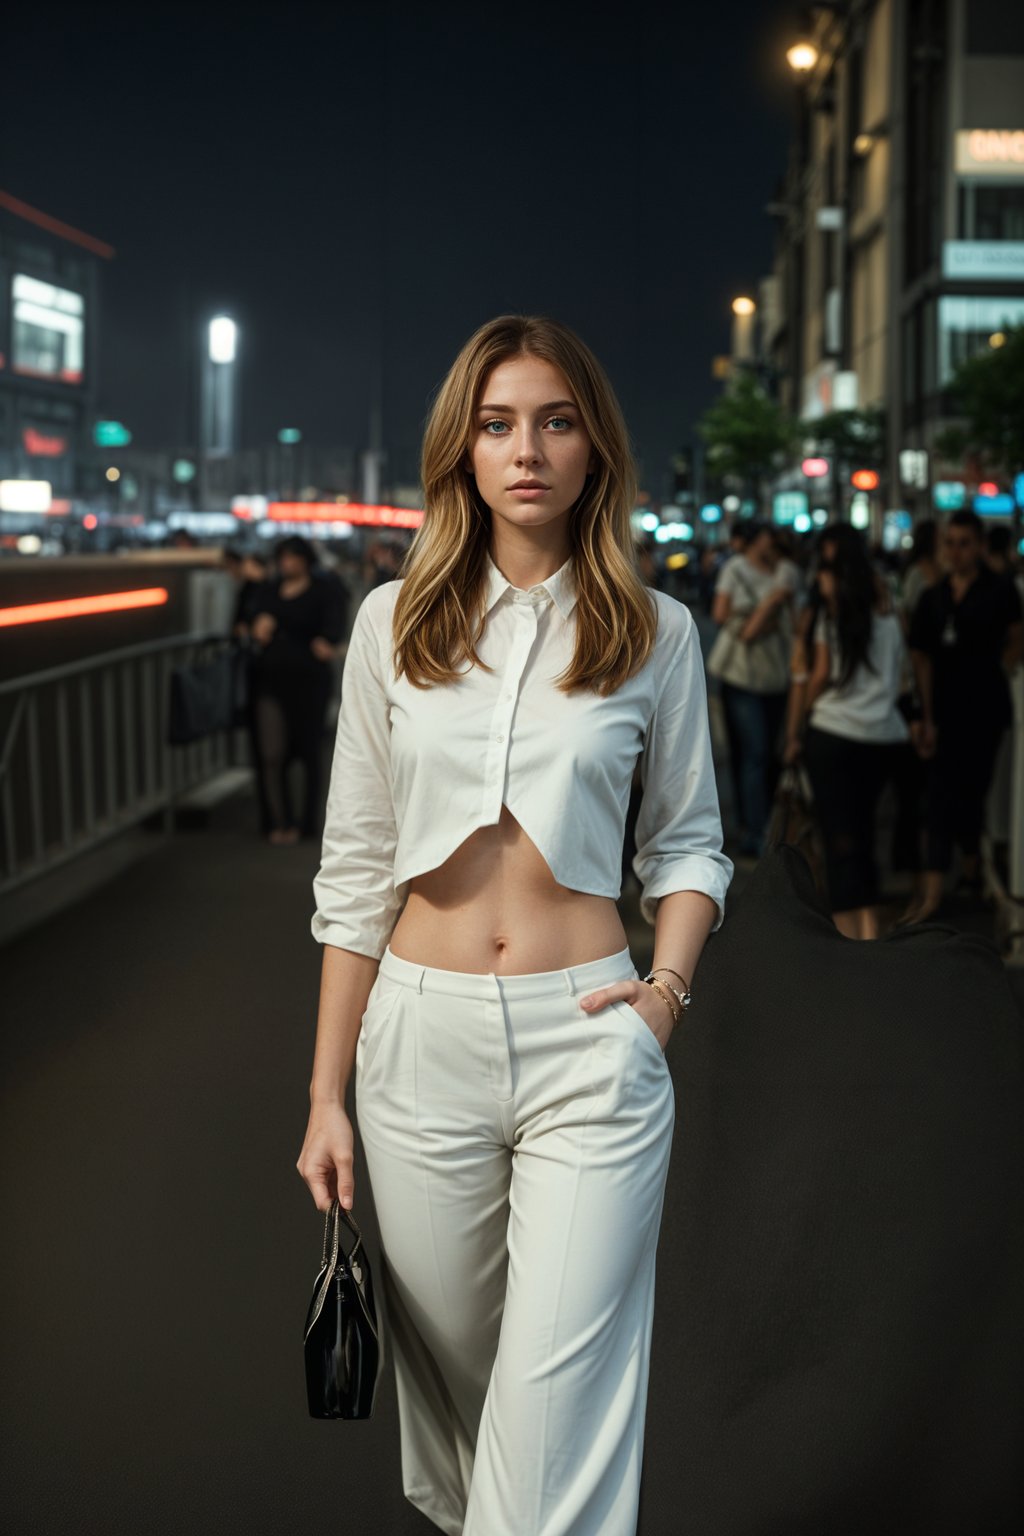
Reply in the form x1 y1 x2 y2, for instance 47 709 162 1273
167 648 236 744
303 1199 382 1419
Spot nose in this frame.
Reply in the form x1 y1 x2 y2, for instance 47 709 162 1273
514 427 544 466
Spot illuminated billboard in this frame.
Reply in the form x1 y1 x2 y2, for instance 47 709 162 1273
11 274 85 384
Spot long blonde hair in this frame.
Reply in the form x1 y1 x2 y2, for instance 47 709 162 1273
392 314 657 696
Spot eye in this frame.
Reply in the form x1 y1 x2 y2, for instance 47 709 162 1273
546 416 573 431
482 419 510 435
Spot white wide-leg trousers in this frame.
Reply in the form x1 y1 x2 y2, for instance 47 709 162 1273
355 942 676 1536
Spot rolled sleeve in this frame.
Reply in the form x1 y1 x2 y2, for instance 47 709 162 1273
632 607 734 929
311 589 405 959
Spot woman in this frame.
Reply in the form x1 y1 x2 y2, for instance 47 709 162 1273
785 525 909 940
250 536 347 844
296 315 732 1536
709 521 795 856
904 509 1023 923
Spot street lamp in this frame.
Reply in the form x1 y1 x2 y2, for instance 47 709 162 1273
730 296 757 364
786 41 819 74
200 313 240 508
208 315 238 365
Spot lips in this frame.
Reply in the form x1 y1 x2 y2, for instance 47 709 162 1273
508 481 550 490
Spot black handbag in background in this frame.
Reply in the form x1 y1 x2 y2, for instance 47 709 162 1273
303 1199 382 1420
167 648 236 744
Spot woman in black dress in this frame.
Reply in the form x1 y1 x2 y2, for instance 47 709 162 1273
250 536 348 844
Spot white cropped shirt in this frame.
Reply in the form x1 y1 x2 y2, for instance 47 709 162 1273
311 552 733 960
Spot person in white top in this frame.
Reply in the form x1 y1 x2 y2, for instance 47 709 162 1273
296 314 732 1536
785 525 909 940
710 522 797 856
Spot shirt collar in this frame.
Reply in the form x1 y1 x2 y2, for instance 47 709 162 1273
483 551 578 619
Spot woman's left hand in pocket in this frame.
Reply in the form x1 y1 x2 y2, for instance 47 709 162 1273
579 979 675 1051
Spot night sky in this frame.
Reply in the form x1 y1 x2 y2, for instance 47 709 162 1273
2 2 797 495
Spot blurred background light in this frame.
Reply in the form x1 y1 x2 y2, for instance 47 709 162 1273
0 480 52 513
786 41 819 73
208 315 237 364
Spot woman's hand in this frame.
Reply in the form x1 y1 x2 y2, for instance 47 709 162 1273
296 1100 356 1212
911 720 937 760
252 613 277 646
579 979 675 1052
782 734 803 765
310 636 336 662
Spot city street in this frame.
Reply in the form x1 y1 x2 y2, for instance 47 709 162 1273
2 720 1021 1534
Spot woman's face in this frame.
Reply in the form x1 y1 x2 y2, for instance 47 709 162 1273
278 549 309 581
467 355 596 538
817 542 837 602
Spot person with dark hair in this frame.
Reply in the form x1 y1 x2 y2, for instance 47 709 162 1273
228 549 270 638
250 537 349 843
709 520 796 856
904 510 1023 922
985 522 1014 579
785 525 909 938
900 518 939 622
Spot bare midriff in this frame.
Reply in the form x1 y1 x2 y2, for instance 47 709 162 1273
388 803 629 975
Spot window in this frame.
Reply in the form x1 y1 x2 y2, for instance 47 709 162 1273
937 295 1024 383
11 274 85 385
964 3 1024 54
959 183 1024 241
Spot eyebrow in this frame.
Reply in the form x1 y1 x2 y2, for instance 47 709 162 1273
476 399 578 414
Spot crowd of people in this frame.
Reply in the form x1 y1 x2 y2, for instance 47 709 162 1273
221 536 405 846
219 516 1023 944
703 513 1024 938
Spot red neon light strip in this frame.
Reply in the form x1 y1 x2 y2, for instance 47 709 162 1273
267 502 424 527
0 189 115 260
0 587 168 628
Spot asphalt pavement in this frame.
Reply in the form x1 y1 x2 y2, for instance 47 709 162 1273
1 724 1019 1535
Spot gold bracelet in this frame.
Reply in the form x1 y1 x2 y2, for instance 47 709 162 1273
644 977 681 1026
650 965 690 991
648 968 692 1011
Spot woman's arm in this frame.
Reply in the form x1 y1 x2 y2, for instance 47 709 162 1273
739 584 791 643
711 589 732 627
650 889 718 1000
296 945 379 1212
297 590 403 1211
804 638 832 711
783 610 815 761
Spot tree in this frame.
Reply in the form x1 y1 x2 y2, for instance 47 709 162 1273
933 324 1024 477
697 371 799 506
799 407 887 467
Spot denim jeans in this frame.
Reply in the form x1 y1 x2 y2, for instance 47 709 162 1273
719 682 787 852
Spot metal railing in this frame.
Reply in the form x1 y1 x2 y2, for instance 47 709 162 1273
0 632 242 897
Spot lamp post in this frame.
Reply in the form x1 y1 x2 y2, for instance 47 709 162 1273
200 315 239 510
731 296 757 365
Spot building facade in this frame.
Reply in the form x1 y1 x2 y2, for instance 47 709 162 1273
760 0 1024 528
0 191 113 512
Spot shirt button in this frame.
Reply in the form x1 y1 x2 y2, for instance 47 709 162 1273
496 733 504 742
